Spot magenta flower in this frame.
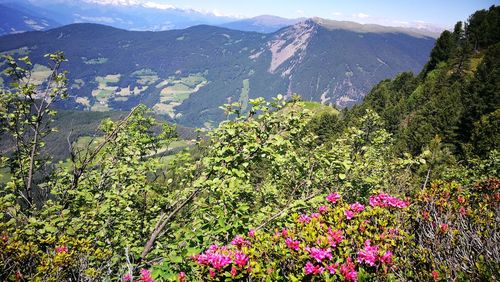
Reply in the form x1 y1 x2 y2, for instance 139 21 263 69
304 261 325 275
55 245 68 254
178 272 186 282
306 246 332 262
369 193 409 208
138 269 153 282
357 240 379 266
310 213 320 219
209 269 216 279
298 214 311 224
233 251 249 268
122 273 132 281
211 254 232 270
231 235 249 247
327 228 343 247
230 267 237 277
340 258 357 282
285 237 301 251
380 250 393 265
344 209 355 220
326 263 338 274
248 229 256 238
350 202 365 213
326 192 341 204
281 228 289 237
319 205 329 214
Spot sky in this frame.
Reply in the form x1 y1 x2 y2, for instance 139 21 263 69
45 0 499 29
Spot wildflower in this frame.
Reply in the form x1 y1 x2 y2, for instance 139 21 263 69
326 192 341 204
350 202 365 213
230 267 237 277
209 269 216 279
327 228 343 247
310 212 320 219
369 193 409 208
439 223 449 233
357 240 379 266
326 263 338 274
281 228 288 237
319 205 329 214
138 269 153 282
304 261 324 275
457 196 465 204
122 273 132 281
178 272 186 282
306 246 332 262
55 245 68 254
459 206 467 215
380 250 393 264
231 235 249 247
248 229 256 238
211 254 232 270
285 238 300 251
432 270 439 281
233 251 249 268
340 258 357 282
298 214 311 224
344 209 355 220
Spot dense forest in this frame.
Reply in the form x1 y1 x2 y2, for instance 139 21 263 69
0 6 499 282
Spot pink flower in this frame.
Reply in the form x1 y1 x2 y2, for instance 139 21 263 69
459 206 466 215
380 250 393 264
233 251 249 268
55 245 68 254
138 269 153 282
178 272 186 282
285 238 301 251
209 269 216 279
310 213 320 219
306 246 332 262
327 228 343 247
281 228 288 237
357 240 379 266
304 261 325 275
439 223 449 233
319 205 329 214
326 263 338 274
122 273 132 281
230 267 237 277
298 214 311 224
340 258 357 282
326 192 341 204
231 235 249 247
350 202 365 213
344 209 355 220
432 270 439 281
212 254 232 270
369 193 409 208
248 229 255 238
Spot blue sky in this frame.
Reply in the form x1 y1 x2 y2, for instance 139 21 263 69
70 0 498 29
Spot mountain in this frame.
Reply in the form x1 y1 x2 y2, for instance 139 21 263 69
219 15 303 33
0 19 435 127
0 4 60 35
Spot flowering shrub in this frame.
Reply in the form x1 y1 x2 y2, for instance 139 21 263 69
190 192 411 281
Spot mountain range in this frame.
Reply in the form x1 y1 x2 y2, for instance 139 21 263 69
0 18 435 127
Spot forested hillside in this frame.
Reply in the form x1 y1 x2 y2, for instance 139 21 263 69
0 6 498 282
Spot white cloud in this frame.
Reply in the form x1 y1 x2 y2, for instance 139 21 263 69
355 13 370 19
142 1 174 9
83 0 142 5
296 9 305 15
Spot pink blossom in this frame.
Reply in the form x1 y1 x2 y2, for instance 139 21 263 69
55 245 68 254
304 261 325 275
281 228 289 237
306 246 332 262
122 273 132 281
209 269 216 279
285 238 300 251
380 250 393 265
327 228 343 247
230 267 237 277
319 205 329 214
211 254 232 270
326 192 341 204
326 263 338 274
178 272 186 282
340 258 357 282
298 214 311 224
459 206 467 215
233 251 249 268
344 209 355 220
310 213 320 219
248 229 256 238
350 202 365 213
432 270 439 281
231 235 249 247
357 240 379 266
369 193 409 208
138 269 153 282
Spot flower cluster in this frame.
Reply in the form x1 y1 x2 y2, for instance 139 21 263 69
192 244 249 278
369 193 409 208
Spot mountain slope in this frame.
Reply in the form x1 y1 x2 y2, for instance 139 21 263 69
0 4 60 35
0 20 435 127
